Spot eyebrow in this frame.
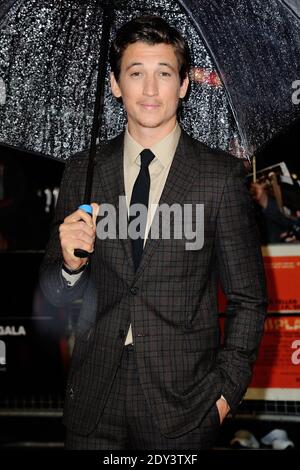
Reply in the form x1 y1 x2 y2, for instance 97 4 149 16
125 62 177 72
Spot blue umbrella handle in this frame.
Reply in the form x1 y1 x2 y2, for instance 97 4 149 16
74 204 93 258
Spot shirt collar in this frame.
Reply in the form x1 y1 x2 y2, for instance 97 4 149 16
124 123 181 169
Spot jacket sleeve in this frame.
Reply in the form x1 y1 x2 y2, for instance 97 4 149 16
39 154 90 307
215 160 268 413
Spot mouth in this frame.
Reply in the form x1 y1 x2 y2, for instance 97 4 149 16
139 103 161 110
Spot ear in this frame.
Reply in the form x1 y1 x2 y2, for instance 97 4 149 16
110 72 122 99
179 75 189 99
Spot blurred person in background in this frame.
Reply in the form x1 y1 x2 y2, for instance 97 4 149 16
250 180 300 244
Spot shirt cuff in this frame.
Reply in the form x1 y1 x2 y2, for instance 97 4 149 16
61 269 84 287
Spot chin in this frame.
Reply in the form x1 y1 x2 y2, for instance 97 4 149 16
138 119 166 129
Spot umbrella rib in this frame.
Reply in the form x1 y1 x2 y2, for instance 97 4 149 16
280 0 300 19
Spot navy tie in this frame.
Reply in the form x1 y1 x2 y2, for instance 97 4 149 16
129 149 155 271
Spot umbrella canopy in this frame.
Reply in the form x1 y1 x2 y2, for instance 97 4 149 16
0 0 299 161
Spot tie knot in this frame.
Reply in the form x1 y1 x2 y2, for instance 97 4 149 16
140 149 155 169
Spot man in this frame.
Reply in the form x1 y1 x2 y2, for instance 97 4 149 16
40 15 267 450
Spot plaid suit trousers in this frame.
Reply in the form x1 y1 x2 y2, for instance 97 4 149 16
65 344 221 450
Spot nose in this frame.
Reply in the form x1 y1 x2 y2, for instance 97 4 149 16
143 74 158 96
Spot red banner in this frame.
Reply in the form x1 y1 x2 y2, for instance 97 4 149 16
250 316 300 389
219 245 300 314
219 245 300 399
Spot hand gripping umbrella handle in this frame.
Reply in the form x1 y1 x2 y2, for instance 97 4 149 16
74 204 93 258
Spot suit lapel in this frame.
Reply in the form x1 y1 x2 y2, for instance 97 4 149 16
93 133 135 271
93 133 124 207
134 131 198 279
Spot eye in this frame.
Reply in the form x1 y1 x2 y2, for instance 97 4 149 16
130 71 142 77
159 71 172 77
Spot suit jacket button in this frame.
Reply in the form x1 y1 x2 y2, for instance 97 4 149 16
130 287 139 295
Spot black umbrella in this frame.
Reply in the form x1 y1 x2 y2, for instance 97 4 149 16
1 0 299 160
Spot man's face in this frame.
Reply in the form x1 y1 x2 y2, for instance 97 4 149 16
110 41 189 138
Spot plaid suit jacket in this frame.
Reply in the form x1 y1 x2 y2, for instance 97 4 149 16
39 130 267 438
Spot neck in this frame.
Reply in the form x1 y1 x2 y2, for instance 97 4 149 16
128 120 177 148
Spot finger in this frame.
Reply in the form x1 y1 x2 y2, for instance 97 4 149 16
65 241 94 256
90 203 100 227
64 208 94 226
72 230 95 246
60 227 95 246
60 220 95 238
62 235 95 255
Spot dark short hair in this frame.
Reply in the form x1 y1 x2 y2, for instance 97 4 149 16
110 15 190 84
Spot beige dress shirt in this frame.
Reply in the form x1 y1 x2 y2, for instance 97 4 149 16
124 123 181 344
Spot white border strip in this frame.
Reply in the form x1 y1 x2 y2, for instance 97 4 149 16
246 388 300 401
262 244 300 257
